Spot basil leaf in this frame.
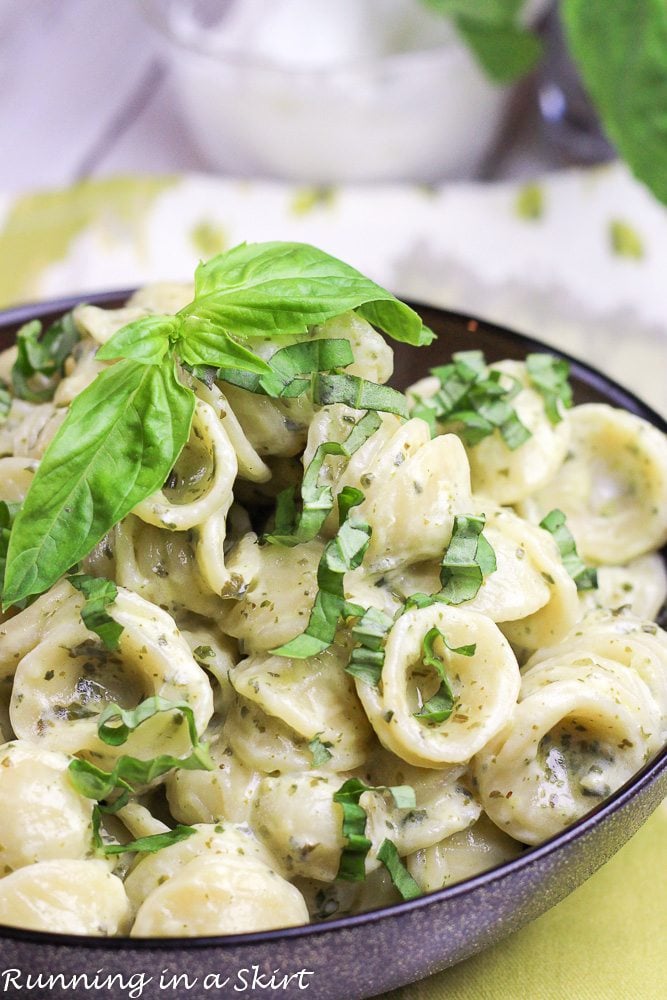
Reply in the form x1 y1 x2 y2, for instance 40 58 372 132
312 373 409 418
439 514 497 604
0 501 19 603
272 491 371 659
562 0 667 207
377 839 423 901
95 812 197 857
455 17 541 82
3 357 195 608
345 606 395 687
333 779 417 883
308 733 334 767
416 351 531 449
69 743 214 813
96 316 179 365
68 573 123 651
414 627 474 724
181 242 429 346
0 380 10 424
539 509 598 591
96 695 201 748
178 317 273 374
526 353 573 425
12 312 79 402
266 411 381 547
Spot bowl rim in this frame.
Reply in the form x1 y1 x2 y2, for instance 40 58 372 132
0 290 665 950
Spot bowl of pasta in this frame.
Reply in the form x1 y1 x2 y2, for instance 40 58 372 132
0 242 665 1000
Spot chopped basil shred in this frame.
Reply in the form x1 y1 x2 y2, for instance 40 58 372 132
91 807 196 857
539 508 598 591
266 411 381 547
414 627 475 724
67 695 214 812
376 839 423 900
345 606 395 687
271 488 371 659
405 514 497 611
333 779 416 882
0 380 10 424
526 353 573 424
411 350 531 449
308 733 334 767
68 573 124 651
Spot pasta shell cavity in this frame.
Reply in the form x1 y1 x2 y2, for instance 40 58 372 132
474 656 661 845
356 606 521 767
7 586 214 760
518 404 667 564
133 399 237 531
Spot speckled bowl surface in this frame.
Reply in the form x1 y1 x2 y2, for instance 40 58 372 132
0 294 665 1000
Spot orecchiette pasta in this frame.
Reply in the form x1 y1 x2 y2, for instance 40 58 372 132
0 277 665 939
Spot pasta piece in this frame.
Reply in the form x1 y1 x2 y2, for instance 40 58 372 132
73 304 149 345
474 657 661 844
351 424 474 572
0 398 65 458
0 741 94 873
517 404 667 564
358 749 481 855
0 456 37 503
230 645 374 772
53 337 106 405
524 611 667 731
219 536 322 653
179 623 238 716
133 399 237 531
9 587 213 759
223 695 312 774
0 860 131 936
252 771 385 881
356 605 521 767
312 311 394 385
167 735 261 826
128 282 193 314
387 503 576 633
131 853 308 936
407 815 523 892
86 514 224 622
579 553 667 621
124 822 284 909
193 379 270 483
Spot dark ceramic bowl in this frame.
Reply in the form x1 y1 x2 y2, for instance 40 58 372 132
0 293 666 1000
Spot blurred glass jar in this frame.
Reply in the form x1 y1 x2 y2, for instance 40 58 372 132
143 0 546 184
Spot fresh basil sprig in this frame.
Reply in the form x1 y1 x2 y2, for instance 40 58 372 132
333 778 416 882
266 411 381 547
3 242 428 609
68 573 123 651
376 839 423 901
539 509 598 591
271 488 371 659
